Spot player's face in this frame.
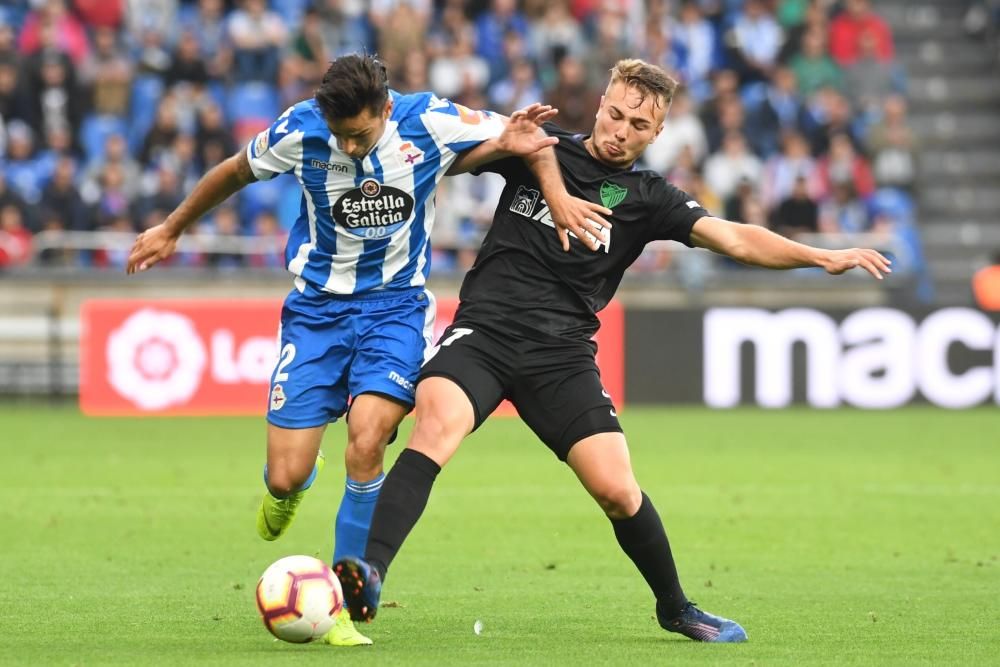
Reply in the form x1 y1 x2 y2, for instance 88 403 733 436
588 81 666 167
327 100 393 159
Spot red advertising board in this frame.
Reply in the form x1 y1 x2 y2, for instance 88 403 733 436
79 298 624 416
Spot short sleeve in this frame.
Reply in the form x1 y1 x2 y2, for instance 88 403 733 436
246 106 303 181
647 177 709 247
421 98 506 159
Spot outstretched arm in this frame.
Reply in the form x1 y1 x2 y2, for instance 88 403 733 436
689 216 892 279
449 103 612 252
126 150 257 273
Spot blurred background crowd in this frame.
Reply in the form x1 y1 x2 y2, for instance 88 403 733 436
0 0 953 286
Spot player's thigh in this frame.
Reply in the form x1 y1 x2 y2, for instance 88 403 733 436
406 376 479 467
267 289 355 429
345 392 410 450
511 349 621 461
419 323 510 431
349 289 434 410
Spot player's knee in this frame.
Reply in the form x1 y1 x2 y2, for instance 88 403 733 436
267 467 308 497
593 483 642 520
344 436 385 478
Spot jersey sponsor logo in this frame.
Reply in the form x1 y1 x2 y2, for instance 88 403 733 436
309 158 350 173
333 178 415 238
269 383 286 411
686 200 701 209
510 185 540 216
600 181 628 209
526 199 612 254
253 130 270 157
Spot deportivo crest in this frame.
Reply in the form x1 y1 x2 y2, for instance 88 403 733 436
332 179 415 238
399 141 423 165
600 181 628 209
270 383 286 411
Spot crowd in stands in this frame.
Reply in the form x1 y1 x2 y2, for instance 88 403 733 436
0 0 922 281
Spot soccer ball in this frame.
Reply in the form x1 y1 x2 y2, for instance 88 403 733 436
255 555 343 643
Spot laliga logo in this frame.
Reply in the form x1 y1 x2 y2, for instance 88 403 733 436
107 309 207 410
107 308 279 410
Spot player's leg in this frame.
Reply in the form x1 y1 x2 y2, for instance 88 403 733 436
257 423 326 541
566 433 746 642
336 322 508 622
258 289 353 541
336 376 478 622
513 348 747 643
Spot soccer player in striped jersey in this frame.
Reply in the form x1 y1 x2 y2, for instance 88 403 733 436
126 53 611 647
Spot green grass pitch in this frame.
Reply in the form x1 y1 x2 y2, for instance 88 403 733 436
2 406 998 665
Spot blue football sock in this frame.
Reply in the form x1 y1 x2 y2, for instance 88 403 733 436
262 462 319 499
333 474 385 563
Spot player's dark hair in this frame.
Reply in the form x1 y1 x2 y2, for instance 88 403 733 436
608 59 679 116
314 54 389 121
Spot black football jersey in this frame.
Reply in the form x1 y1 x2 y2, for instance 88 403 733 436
457 123 709 340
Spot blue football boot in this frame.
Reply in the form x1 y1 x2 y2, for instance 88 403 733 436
657 601 748 642
334 557 382 622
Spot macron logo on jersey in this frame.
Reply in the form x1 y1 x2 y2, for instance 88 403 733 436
686 200 701 209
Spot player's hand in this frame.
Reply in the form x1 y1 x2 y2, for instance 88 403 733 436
496 103 560 156
546 193 613 252
819 248 892 280
126 223 180 274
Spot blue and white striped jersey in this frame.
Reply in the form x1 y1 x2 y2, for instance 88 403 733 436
246 91 506 295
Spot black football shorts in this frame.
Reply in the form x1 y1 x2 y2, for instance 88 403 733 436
419 320 622 460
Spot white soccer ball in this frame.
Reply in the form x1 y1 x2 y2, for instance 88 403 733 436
255 555 343 643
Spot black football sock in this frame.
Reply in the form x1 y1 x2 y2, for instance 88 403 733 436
610 491 688 618
364 448 441 581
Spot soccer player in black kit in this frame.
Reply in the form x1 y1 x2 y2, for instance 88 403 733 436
334 59 891 643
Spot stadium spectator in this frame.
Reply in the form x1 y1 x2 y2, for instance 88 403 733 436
819 178 869 234
25 48 82 139
488 57 543 115
643 89 708 174
542 54 598 135
40 155 88 232
165 30 209 90
429 27 490 100
704 131 763 200
817 131 874 199
828 0 893 66
0 202 33 268
528 0 586 86
760 129 820 210
4 120 46 205
177 0 232 80
475 0 530 82
0 55 32 130
227 0 287 83
72 0 125 29
867 94 919 193
17 0 90 66
771 174 819 238
203 205 246 270
745 66 813 158
670 0 717 100
727 0 784 84
790 26 843 98
843 29 900 115
373 2 428 77
78 25 133 117
80 133 141 203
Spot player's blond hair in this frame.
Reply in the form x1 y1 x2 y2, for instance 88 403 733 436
607 59 679 116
